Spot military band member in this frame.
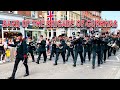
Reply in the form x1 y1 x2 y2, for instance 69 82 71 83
83 36 92 63
54 35 66 65
27 37 35 62
100 34 108 63
66 36 74 62
49 37 56 60
8 33 29 79
36 35 47 64
72 35 84 67
91 35 102 69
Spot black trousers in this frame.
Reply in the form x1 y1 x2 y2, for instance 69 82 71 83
11 58 29 77
55 51 65 64
66 50 74 61
50 50 56 59
108 46 112 57
113 48 116 55
28 51 35 61
37 51 47 62
103 49 107 61
74 51 84 65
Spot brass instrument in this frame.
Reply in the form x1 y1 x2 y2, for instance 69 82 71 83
56 41 63 49
111 42 119 49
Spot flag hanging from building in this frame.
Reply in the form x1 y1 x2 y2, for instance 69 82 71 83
47 11 54 21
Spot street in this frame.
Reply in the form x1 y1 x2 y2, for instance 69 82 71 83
0 50 120 79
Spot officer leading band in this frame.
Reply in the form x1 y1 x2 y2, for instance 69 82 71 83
7 32 120 79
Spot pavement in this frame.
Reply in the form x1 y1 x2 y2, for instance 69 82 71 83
0 50 120 79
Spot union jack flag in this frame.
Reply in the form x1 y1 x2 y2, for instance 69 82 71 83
47 11 54 21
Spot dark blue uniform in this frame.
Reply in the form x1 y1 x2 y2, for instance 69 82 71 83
91 37 102 69
49 40 56 60
54 39 66 65
37 40 47 64
73 37 84 67
66 40 74 61
8 39 29 79
27 41 35 62
83 39 92 62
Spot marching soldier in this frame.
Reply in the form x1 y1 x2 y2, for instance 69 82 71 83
100 34 109 63
54 35 66 65
8 33 29 79
49 37 56 60
72 35 84 67
27 37 35 62
36 35 47 64
66 36 74 62
91 34 102 69
83 36 92 63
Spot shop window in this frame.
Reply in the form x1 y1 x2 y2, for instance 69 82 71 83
13 27 16 30
49 32 51 37
53 32 56 37
17 27 20 30
3 27 7 30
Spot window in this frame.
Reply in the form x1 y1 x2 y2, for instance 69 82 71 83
31 11 35 17
53 32 56 37
49 32 51 37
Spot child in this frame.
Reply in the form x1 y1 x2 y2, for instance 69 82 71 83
6 48 11 62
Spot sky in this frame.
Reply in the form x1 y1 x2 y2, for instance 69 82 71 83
101 11 120 32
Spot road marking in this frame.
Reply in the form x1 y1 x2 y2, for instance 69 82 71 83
116 54 120 62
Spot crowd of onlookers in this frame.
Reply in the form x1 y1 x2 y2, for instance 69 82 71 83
0 37 17 63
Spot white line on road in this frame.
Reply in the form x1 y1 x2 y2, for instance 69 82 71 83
116 54 120 62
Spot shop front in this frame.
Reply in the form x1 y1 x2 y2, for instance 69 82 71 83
0 13 24 39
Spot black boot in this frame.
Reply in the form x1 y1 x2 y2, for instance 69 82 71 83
98 64 100 67
8 76 15 79
54 63 57 65
24 73 29 77
73 64 76 67
92 65 95 69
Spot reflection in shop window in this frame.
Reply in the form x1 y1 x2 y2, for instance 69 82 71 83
8 27 12 30
3 27 7 30
13 27 16 30
17 27 20 30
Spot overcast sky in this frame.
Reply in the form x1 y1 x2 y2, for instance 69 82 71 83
101 11 120 31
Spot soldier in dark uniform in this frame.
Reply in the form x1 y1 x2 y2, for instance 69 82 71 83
8 33 29 79
49 37 56 60
91 35 102 69
100 33 108 63
27 37 35 62
54 35 66 65
83 36 92 63
36 35 47 64
66 36 74 62
72 35 84 67
107 35 113 58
